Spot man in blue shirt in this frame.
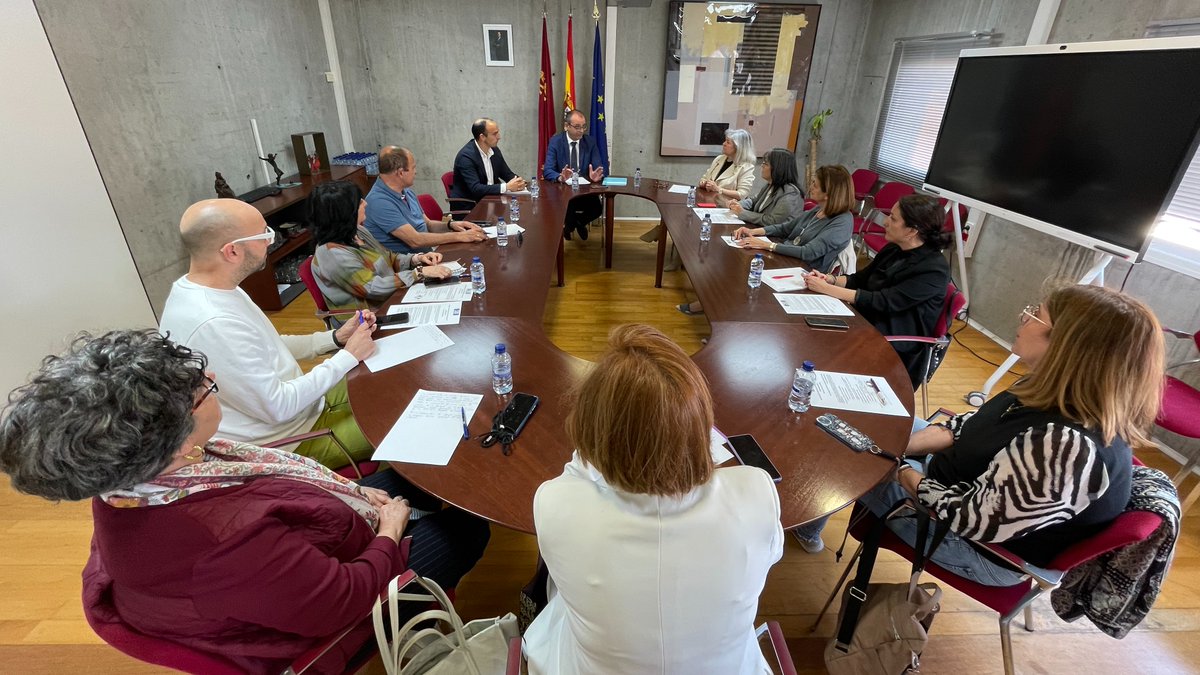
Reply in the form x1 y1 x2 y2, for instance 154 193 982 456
363 146 486 254
543 110 605 240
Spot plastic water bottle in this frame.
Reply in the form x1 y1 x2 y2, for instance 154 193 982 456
496 218 508 248
748 253 764 288
570 172 580 192
470 256 486 294
530 178 540 199
509 198 520 223
687 186 697 208
788 361 816 412
700 214 712 242
491 343 513 394
634 167 642 188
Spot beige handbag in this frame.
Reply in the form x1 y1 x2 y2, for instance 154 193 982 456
372 573 519 675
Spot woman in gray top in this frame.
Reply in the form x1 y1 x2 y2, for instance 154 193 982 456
734 164 854 274
726 148 804 227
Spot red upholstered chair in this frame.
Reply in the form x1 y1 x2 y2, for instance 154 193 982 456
298 256 336 330
854 181 914 254
418 193 445 222
1157 328 1200 514
504 621 797 675
850 168 879 215
87 569 419 674
440 170 475 219
884 280 967 416
823 457 1161 675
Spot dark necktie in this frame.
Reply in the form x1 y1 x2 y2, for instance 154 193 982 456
570 141 579 173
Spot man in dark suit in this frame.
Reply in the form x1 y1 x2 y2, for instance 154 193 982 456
450 118 526 217
543 109 606 240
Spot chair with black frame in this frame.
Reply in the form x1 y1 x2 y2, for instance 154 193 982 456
883 280 967 417
441 170 476 220
850 168 879 215
297 256 336 330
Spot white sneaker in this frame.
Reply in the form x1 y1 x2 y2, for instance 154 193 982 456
791 529 824 554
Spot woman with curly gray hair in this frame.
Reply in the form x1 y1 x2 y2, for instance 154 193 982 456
0 330 489 673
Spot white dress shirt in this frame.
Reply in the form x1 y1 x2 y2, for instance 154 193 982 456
475 140 504 193
524 452 784 675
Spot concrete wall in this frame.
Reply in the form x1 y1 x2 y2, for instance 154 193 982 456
1 1 157 396
36 0 346 314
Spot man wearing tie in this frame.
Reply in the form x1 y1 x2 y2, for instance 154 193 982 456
450 118 526 216
543 109 605 240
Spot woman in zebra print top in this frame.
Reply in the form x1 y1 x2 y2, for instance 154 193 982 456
860 284 1164 586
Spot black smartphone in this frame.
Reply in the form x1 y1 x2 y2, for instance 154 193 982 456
726 434 782 483
376 312 411 327
498 393 539 438
805 316 849 331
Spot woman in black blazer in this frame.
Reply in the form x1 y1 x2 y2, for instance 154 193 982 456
806 194 951 387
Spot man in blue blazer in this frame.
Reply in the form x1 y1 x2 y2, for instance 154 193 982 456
450 118 527 217
543 109 605 239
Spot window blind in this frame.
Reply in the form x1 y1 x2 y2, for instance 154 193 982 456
1144 20 1200 277
869 33 995 187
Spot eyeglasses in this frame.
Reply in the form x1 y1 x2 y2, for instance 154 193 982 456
193 375 219 410
1020 304 1049 326
224 225 276 249
566 123 587 131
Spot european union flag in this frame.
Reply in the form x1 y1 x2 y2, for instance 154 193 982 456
588 20 609 175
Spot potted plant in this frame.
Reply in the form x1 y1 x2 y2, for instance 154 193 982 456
806 108 833 185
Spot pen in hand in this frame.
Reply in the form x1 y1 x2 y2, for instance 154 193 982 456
356 310 363 326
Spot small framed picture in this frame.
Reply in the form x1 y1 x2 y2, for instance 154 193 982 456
483 24 514 67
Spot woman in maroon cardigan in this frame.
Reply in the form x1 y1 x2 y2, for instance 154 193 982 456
0 330 489 674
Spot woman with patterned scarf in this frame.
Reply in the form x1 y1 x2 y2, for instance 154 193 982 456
0 330 489 674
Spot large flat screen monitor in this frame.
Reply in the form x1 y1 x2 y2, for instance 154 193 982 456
923 37 1200 260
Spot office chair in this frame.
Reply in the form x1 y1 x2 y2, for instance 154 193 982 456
1157 327 1200 514
884 280 966 417
854 181 913 254
850 168 879 215
297 256 337 330
417 193 445 222
440 171 476 219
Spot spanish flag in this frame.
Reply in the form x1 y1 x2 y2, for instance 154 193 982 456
563 14 576 115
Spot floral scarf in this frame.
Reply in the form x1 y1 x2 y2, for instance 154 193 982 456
101 439 378 528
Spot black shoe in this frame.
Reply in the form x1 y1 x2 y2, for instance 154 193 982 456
563 226 573 241
577 223 589 240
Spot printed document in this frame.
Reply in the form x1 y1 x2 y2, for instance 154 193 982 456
810 371 910 417
773 293 854 316
373 389 484 465
762 267 809 292
692 207 743 225
719 235 745 248
382 302 462 328
363 324 454 373
403 282 474 303
668 184 693 194
482 224 527 239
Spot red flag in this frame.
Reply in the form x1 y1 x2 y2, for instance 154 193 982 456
537 15 556 180
563 14 576 115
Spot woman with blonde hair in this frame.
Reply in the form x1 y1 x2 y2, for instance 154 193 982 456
796 285 1163 579
523 324 783 674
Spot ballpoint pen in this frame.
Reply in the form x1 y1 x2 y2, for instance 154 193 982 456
867 378 888 406
461 406 470 440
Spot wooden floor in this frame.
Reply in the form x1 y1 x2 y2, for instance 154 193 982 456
2 220 1198 674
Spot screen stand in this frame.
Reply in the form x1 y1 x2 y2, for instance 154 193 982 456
964 251 1112 407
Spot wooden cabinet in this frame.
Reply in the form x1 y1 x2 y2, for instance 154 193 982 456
239 165 374 311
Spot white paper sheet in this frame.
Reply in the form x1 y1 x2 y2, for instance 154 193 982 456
507 189 531 196
678 64 697 103
710 427 733 465
762 267 809 292
772 293 855 316
668 184 693 194
692 207 743 225
481 224 527 239
372 389 484 465
719 235 744 248
381 302 462 328
809 371 910 417
363 325 454 373
402 282 474 304
441 260 465 275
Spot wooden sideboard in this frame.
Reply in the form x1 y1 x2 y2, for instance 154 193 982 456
239 165 374 311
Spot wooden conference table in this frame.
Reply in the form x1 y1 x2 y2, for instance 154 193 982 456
346 178 914 533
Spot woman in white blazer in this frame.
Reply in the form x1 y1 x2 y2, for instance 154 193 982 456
524 324 784 675
699 128 757 201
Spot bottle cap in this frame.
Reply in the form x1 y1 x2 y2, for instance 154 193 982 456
473 256 481 263
495 343 506 354
754 253 763 259
802 360 815 371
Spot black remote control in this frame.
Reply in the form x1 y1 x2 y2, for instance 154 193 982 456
815 413 873 452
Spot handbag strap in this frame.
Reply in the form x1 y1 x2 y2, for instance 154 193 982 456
372 574 482 675
833 501 892 652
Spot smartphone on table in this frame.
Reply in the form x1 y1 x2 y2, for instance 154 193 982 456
726 434 782 483
804 316 849 331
